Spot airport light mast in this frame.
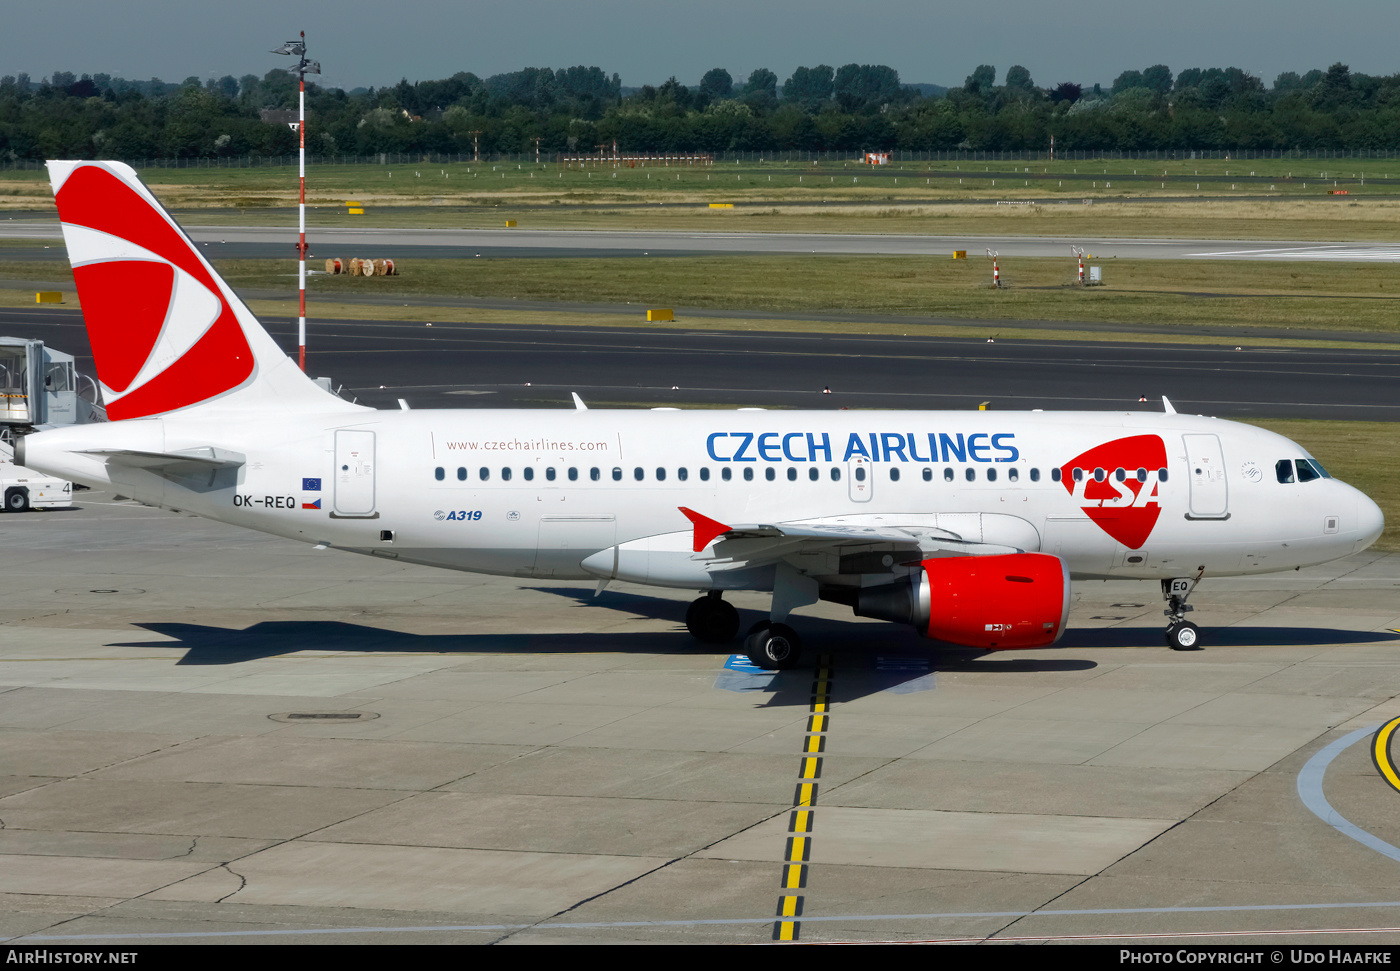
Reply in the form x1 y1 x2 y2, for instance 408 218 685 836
271 33 320 372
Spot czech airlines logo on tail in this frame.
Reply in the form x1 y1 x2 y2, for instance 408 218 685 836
49 162 254 420
1060 435 1167 549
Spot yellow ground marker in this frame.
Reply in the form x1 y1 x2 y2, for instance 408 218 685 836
1372 716 1400 794
773 653 834 942
35 292 62 303
646 308 674 321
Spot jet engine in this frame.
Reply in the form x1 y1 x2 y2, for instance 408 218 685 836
852 553 1071 649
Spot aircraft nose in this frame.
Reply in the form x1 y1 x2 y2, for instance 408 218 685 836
1355 492 1385 552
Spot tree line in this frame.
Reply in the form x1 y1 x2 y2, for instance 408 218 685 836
3 60 1399 161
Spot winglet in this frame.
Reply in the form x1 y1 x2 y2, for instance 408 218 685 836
679 506 730 552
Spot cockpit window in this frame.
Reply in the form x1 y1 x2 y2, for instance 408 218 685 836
1276 460 1294 484
1301 458 1331 479
1295 459 1320 483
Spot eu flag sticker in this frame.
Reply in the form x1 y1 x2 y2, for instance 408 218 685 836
302 478 322 491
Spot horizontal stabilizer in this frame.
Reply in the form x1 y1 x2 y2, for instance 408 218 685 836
78 446 246 471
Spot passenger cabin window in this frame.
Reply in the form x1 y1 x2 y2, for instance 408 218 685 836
722 468 733 481
1030 468 1040 482
1008 468 1018 482
854 467 866 482
613 467 623 481
523 467 534 481
809 468 819 482
546 467 557 481
501 468 512 481
457 467 467 481
787 468 797 481
634 467 644 481
591 467 601 481
922 468 932 482
831 468 841 481
765 468 775 481
743 468 754 481
434 467 445 481
987 468 997 482
889 468 900 482
700 468 711 481
479 467 490 481
656 467 666 482
568 467 579 481
944 468 954 482
1051 468 1062 482
678 468 688 481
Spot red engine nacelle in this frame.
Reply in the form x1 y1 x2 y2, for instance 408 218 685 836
853 553 1071 650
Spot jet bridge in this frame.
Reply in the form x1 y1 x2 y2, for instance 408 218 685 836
0 337 104 442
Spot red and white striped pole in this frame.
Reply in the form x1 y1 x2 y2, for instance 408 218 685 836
1073 246 1084 285
272 33 317 371
987 249 1000 288
297 34 307 371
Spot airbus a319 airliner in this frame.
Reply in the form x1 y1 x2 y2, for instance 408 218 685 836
18 161 1385 668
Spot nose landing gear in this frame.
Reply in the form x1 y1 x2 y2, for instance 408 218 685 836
1162 572 1204 651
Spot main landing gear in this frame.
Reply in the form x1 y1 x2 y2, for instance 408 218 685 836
742 620 803 671
683 593 805 670
685 592 740 644
1162 573 1204 651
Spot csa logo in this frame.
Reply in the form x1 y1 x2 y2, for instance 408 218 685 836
1060 435 1167 549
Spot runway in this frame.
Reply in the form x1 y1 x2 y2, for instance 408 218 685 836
5 306 1399 420
4 221 1400 262
1 489 1399 944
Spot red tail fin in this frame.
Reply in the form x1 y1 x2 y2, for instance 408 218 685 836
48 161 355 420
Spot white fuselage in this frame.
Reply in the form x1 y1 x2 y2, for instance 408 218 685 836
22 407 1384 589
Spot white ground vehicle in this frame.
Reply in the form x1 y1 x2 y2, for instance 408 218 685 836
0 440 71 511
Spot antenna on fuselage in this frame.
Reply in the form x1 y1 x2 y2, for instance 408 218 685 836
1162 396 1177 415
572 393 588 411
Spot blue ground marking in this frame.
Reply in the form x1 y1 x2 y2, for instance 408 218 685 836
714 654 778 692
1296 723 1400 864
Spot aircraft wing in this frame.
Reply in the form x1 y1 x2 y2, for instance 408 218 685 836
677 506 1028 575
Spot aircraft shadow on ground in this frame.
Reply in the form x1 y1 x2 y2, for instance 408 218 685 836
1061 627 1400 649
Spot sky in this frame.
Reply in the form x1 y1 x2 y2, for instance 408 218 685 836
6 0 1399 92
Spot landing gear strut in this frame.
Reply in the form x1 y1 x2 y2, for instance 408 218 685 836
1162 572 1204 651
685 592 739 644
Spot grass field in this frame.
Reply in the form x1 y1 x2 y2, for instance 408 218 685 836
213 255 1400 335
4 158 1399 241
6 252 1400 340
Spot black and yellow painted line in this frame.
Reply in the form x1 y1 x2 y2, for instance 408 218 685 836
774 653 832 942
1372 715 1400 794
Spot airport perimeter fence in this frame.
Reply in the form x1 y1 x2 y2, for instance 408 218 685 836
7 148 1400 172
